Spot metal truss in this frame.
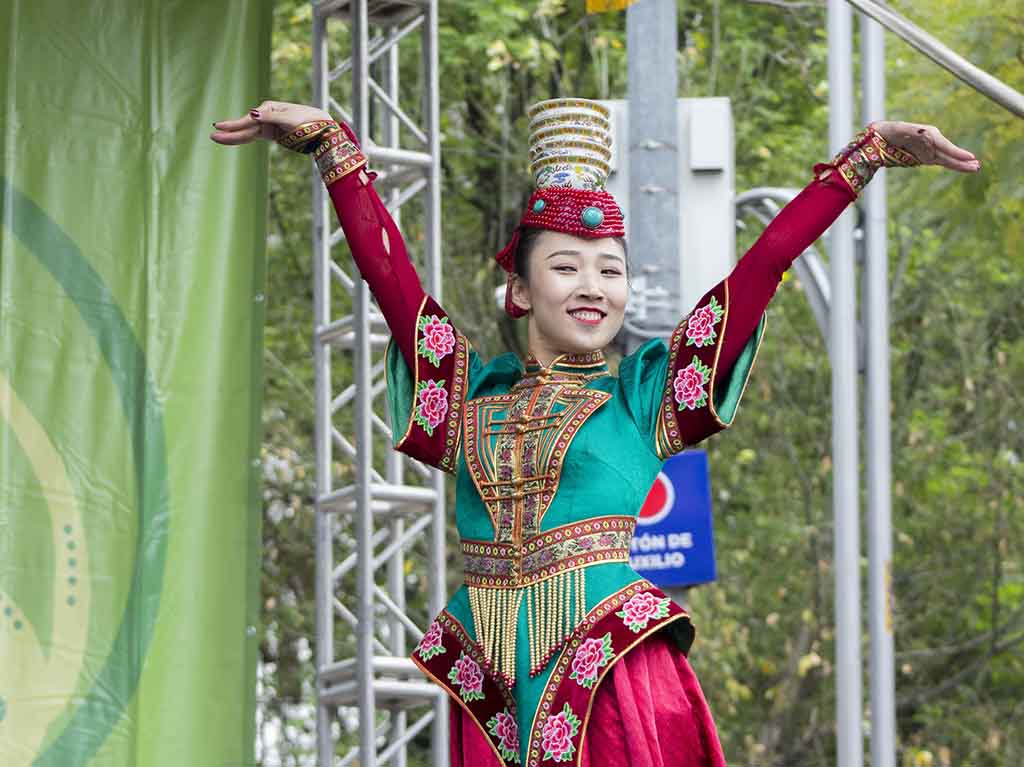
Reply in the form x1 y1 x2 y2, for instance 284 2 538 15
310 1 446 765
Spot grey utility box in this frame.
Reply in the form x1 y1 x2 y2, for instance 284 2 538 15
601 98 736 327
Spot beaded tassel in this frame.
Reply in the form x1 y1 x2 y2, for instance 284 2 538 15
468 570 591 682
527 569 588 676
468 585 523 684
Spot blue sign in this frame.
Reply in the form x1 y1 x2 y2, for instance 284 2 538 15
629 450 716 588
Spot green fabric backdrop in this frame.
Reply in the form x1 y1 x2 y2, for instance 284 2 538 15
0 2 270 765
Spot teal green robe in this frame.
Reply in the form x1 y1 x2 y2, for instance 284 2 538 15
387 279 764 765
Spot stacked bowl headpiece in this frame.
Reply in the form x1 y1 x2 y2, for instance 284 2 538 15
497 98 625 318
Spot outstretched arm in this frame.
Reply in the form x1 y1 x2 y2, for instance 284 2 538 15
211 102 428 369
647 122 978 456
319 125 429 370
713 121 979 379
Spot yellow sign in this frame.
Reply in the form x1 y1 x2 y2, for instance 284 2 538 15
585 0 639 13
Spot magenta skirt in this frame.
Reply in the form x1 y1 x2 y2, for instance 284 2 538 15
449 632 727 767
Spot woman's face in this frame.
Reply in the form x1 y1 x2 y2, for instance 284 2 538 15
510 230 628 364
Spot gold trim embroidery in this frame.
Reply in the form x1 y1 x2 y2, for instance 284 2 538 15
463 386 611 542
276 119 336 153
461 516 635 588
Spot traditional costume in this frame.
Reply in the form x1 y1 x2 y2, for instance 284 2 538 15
280 100 916 766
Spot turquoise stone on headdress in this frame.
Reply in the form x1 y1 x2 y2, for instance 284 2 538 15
533 198 546 213
581 206 604 229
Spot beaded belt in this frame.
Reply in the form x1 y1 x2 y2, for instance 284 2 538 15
462 516 634 587
461 516 634 682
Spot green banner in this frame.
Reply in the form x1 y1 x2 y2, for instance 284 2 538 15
0 2 270 765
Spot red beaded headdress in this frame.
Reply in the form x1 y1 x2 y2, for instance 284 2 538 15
496 99 626 319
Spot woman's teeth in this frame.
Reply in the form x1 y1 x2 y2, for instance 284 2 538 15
570 310 602 322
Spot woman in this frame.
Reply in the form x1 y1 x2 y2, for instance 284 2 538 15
212 100 978 766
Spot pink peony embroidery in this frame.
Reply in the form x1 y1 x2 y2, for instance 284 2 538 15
616 591 672 633
541 702 581 762
447 652 485 702
416 620 446 661
684 295 724 348
486 709 520 762
417 314 457 366
413 379 449 436
569 633 613 689
673 357 711 411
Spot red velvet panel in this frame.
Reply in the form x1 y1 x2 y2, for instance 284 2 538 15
449 632 727 767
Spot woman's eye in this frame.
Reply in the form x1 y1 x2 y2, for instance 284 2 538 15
553 265 576 273
602 269 622 276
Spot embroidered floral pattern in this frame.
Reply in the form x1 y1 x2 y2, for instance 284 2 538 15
487 710 521 763
673 357 711 411
417 314 456 366
568 632 613 689
616 592 672 633
415 620 446 661
446 651 485 702
413 379 449 436
541 702 581 762
685 295 724 348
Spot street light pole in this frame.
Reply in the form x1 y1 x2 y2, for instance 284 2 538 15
828 1 864 765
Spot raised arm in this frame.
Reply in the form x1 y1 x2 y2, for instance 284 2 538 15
212 103 429 370
212 102 474 472
713 121 979 379
639 122 978 457
316 121 430 370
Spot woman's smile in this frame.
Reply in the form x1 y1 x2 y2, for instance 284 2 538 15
568 306 606 325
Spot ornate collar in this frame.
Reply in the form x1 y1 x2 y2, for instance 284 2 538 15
522 350 609 376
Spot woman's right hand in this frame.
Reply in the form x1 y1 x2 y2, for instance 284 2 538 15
210 100 333 147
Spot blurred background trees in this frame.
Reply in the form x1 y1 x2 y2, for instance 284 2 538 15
256 1 1022 764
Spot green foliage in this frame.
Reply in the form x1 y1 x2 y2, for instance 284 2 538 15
258 1 1022 765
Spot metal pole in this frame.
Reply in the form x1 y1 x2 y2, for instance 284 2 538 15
862 13 897 767
828 2 863 766
351 3 376 764
383 26 408 767
422 2 450 761
311 12 336 766
846 0 1024 118
625 0 680 346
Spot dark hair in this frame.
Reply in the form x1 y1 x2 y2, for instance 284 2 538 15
512 227 630 281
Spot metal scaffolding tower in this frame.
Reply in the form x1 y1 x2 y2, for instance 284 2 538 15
310 1 447 765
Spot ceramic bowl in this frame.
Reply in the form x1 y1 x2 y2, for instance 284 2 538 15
529 140 612 165
528 112 611 136
527 98 611 121
531 162 606 191
529 124 612 149
530 155 611 186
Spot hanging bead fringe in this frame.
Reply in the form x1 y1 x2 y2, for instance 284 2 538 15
468 569 588 684
527 568 586 677
468 584 524 684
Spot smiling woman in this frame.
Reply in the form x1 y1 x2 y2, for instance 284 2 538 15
508 230 629 363
212 97 978 767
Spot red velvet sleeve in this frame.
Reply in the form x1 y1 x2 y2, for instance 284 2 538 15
325 168 427 369
713 170 854 379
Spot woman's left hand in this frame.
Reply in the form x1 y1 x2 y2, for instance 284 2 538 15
210 100 334 147
871 120 980 173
